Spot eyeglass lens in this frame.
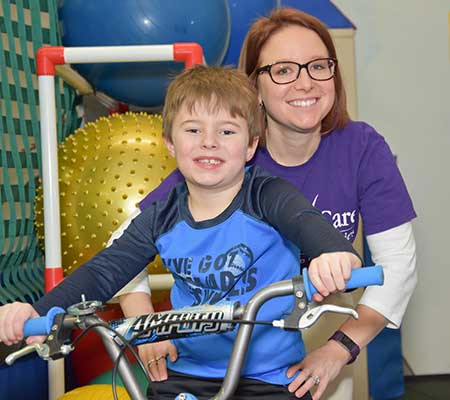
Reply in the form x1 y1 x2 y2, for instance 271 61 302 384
270 59 335 83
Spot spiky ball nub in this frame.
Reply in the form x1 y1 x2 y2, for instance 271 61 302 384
58 384 130 399
34 112 176 303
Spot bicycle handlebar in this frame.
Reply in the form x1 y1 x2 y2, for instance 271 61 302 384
23 306 64 337
20 265 384 400
302 264 383 301
24 265 383 337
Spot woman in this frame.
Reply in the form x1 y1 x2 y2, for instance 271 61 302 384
117 8 417 399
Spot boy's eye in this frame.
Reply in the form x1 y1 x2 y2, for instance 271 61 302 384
221 130 235 136
186 128 200 134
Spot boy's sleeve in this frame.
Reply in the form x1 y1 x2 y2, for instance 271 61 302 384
33 208 159 315
257 178 359 259
106 208 152 301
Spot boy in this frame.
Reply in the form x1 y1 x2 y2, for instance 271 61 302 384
0 66 361 399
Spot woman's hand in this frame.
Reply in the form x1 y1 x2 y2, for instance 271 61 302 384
286 340 350 399
308 252 361 302
120 292 178 380
0 302 44 345
139 340 178 381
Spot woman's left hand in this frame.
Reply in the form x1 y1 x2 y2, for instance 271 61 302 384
308 252 361 302
286 340 350 399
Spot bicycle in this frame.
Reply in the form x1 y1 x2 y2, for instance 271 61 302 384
4 265 384 400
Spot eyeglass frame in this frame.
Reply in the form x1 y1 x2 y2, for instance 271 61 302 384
256 58 338 85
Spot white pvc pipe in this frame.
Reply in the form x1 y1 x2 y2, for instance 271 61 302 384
38 76 65 400
148 274 175 291
64 44 174 64
48 360 65 400
38 76 62 269
38 43 200 399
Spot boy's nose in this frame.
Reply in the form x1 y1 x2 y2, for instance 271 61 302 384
200 131 218 149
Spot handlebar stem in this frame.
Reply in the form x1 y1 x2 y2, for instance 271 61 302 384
213 280 294 400
85 316 147 400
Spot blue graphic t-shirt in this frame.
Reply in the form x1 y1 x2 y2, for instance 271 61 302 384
33 166 357 385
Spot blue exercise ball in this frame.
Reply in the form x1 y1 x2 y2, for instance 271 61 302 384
222 0 279 67
59 0 230 107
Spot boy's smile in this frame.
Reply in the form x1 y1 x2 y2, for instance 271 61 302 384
165 102 258 198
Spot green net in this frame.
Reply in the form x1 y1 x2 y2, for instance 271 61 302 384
0 0 81 304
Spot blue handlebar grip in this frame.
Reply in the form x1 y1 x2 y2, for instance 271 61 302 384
303 265 384 302
175 394 197 400
23 307 65 337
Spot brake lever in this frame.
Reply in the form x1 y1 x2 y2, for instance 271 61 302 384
298 304 358 329
5 343 50 365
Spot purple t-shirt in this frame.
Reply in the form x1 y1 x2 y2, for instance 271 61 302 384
140 121 416 241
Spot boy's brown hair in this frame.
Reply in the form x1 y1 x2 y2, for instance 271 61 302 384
162 65 263 143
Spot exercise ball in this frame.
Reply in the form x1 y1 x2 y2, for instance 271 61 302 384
90 363 148 392
34 112 175 305
58 0 230 107
222 0 279 66
58 384 130 400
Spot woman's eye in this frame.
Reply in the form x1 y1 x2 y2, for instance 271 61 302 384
311 61 327 71
274 67 291 76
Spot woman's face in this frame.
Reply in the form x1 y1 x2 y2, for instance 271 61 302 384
257 25 336 135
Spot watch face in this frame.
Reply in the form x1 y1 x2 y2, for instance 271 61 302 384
341 335 355 349
330 331 360 363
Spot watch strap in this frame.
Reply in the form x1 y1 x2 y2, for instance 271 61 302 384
329 330 360 364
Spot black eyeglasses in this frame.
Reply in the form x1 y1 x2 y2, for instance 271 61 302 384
256 58 337 84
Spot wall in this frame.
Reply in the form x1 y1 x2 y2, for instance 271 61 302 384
333 0 450 375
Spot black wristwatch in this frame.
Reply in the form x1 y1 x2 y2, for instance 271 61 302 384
329 330 360 364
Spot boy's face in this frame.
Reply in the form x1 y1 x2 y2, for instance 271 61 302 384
165 102 258 194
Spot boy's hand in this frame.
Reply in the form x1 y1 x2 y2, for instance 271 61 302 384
139 340 178 381
0 302 41 345
308 252 362 302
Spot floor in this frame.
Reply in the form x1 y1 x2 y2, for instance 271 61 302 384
399 375 450 400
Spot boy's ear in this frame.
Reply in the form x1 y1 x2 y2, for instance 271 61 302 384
246 136 259 161
164 136 175 158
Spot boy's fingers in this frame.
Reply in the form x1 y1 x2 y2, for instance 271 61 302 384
26 335 46 345
312 293 324 302
342 258 352 281
308 265 329 298
330 262 346 291
319 260 337 294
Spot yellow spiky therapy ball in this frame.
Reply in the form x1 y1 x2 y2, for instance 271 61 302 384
58 384 130 399
34 112 176 304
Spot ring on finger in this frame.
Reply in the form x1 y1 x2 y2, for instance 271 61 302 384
311 375 320 385
147 359 156 368
155 355 164 362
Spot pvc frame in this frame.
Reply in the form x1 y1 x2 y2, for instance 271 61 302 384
35 42 203 400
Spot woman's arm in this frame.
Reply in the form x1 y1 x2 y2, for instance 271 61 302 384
287 222 417 399
358 221 417 328
336 221 416 350
120 292 178 381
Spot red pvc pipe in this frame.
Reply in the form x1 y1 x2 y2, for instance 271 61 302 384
173 42 203 68
36 46 65 76
44 267 64 293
